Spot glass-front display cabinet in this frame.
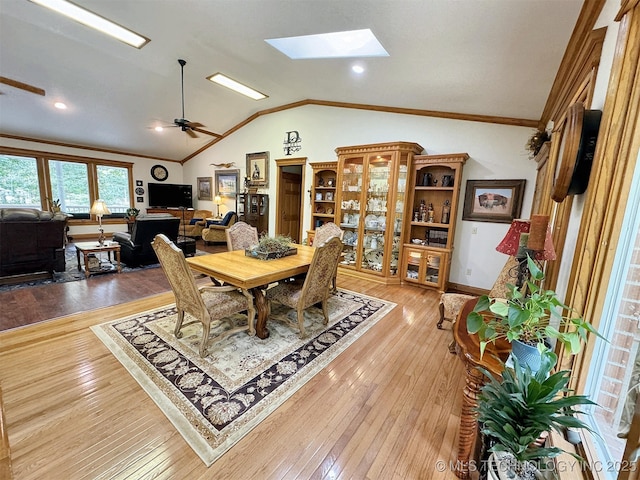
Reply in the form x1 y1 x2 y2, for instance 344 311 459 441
335 142 423 283
402 153 468 291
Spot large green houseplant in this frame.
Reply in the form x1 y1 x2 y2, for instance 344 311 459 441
467 255 601 363
477 349 595 479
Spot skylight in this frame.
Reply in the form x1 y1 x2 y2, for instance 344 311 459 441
265 29 388 59
28 0 149 49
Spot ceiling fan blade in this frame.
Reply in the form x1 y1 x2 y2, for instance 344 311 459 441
191 126 223 138
186 128 198 138
0 76 45 96
186 121 204 128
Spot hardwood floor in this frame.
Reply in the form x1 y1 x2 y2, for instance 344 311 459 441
0 242 467 479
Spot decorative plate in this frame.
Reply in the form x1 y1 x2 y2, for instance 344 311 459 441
135 187 145 195
326 207 334 214
315 205 325 214
365 250 383 266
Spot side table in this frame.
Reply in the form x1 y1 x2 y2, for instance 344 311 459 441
453 298 511 479
74 241 122 278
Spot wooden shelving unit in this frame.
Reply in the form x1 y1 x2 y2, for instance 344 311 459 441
308 162 338 245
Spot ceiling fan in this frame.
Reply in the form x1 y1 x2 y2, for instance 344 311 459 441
167 59 221 139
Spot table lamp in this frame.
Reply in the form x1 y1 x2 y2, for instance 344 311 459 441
214 195 222 219
495 215 556 287
90 199 111 246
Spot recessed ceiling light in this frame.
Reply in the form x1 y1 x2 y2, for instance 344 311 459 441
352 65 365 74
206 73 267 100
54 101 67 109
28 0 149 48
265 29 388 59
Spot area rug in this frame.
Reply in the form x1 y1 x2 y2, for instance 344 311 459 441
0 245 206 292
91 288 396 466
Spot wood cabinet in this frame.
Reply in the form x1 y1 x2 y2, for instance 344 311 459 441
308 162 338 245
402 153 468 291
238 193 269 235
335 142 423 284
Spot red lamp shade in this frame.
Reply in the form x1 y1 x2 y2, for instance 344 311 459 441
495 217 556 261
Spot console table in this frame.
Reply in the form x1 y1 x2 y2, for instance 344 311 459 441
453 298 511 479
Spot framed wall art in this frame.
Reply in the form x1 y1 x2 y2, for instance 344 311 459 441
197 177 213 201
215 169 240 197
246 151 269 188
462 179 525 223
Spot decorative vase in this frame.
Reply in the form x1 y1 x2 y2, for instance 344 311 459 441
511 339 542 373
488 452 544 480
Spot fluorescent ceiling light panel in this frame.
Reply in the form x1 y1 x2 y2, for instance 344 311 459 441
265 29 388 59
28 0 149 48
206 73 267 100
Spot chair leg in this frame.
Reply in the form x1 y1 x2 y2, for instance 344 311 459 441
174 310 185 338
199 320 211 358
437 302 446 329
296 307 307 338
321 298 329 325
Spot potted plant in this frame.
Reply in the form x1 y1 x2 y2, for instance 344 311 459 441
477 348 595 479
48 198 62 213
126 207 140 221
467 255 602 371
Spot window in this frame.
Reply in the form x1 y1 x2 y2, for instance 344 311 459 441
96 165 131 217
49 160 91 217
0 154 41 208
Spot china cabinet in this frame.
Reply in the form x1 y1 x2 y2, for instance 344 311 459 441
308 162 338 245
238 192 269 235
335 142 423 284
402 153 468 291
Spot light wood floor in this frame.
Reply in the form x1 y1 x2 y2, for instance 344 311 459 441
0 273 467 479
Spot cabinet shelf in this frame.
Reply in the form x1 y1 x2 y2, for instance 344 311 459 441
411 221 450 228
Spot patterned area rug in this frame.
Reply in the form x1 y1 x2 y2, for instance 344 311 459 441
92 289 395 466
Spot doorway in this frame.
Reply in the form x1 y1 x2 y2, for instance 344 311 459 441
275 157 307 243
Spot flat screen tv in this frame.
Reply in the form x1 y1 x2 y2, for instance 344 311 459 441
148 183 193 209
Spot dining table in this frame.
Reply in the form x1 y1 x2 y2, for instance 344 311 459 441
186 244 316 339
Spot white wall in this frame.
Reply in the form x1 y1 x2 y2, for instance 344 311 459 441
185 104 536 289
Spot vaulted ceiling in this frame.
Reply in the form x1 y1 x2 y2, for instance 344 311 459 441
0 0 583 161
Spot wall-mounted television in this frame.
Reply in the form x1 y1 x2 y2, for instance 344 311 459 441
148 183 193 209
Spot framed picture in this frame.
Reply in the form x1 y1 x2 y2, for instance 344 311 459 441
197 177 213 201
136 196 144 202
215 169 240 197
136 180 143 187
462 179 525 223
246 152 269 188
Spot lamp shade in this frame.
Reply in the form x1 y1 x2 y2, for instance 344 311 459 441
495 218 556 261
90 199 111 217
214 195 222 205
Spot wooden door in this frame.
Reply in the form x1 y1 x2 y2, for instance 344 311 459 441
278 171 302 242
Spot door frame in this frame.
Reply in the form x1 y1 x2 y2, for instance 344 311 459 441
275 157 307 242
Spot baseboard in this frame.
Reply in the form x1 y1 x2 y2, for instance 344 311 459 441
445 282 489 296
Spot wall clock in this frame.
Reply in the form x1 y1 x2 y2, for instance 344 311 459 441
151 164 168 182
551 102 602 203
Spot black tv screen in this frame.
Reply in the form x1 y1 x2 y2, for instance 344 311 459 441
148 183 193 209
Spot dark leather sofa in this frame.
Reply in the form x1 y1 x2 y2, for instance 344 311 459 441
113 214 180 266
0 208 67 278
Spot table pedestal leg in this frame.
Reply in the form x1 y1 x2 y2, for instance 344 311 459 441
252 287 270 339
455 363 485 479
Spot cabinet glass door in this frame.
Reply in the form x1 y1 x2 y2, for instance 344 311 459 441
424 250 444 285
339 156 363 269
362 155 391 273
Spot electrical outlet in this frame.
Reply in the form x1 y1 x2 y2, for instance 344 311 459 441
466 268 472 275
472 227 478 234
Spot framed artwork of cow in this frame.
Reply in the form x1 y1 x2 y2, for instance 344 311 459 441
462 179 525 223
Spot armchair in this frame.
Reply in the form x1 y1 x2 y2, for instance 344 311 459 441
179 209 213 239
113 214 180 266
201 211 237 245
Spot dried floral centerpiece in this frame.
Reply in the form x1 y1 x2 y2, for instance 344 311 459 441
245 235 297 260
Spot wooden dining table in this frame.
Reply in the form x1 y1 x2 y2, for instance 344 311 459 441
186 244 316 339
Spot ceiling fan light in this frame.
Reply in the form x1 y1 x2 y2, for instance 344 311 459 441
54 101 67 109
207 73 267 100
154 126 163 132
28 0 149 48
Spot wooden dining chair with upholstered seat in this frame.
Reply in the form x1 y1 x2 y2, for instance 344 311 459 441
265 236 343 338
312 222 344 291
225 221 259 251
152 233 256 357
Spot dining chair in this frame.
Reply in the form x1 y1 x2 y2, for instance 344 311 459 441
265 236 343 338
312 222 344 291
225 221 259 251
151 233 255 357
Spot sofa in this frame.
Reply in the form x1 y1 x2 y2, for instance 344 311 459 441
201 211 237 245
179 209 213 239
0 208 68 278
113 214 180 266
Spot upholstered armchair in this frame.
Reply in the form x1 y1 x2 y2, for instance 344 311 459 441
113 214 180 266
201 211 237 245
179 209 213 238
152 234 255 357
